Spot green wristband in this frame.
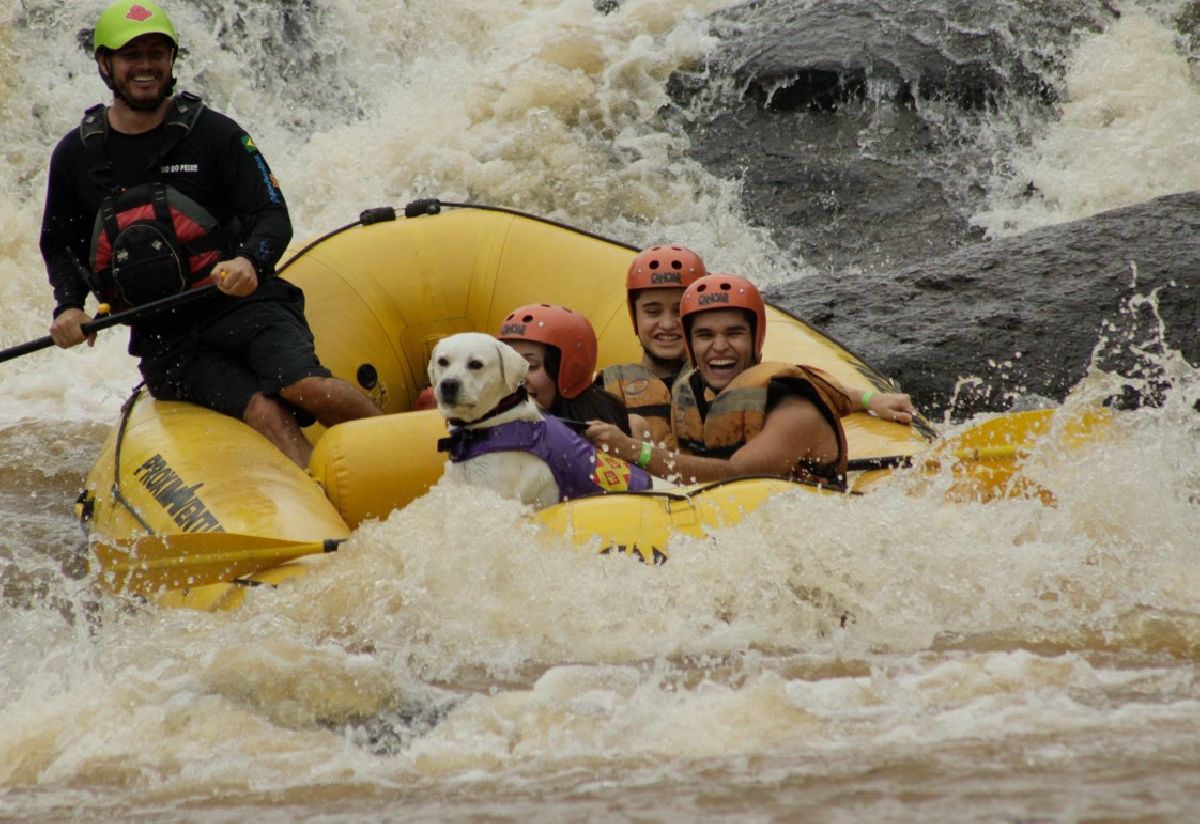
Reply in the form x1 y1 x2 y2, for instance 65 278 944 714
861 390 875 410
636 441 653 469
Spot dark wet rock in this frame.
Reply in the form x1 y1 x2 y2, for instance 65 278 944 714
768 190 1200 418
670 0 1117 273
703 0 1118 107
1178 0 1200 57
664 0 1196 418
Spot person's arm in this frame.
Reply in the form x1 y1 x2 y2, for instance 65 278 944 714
217 126 292 289
49 307 97 349
864 390 916 423
586 394 839 484
808 366 916 424
40 140 98 348
40 142 93 320
628 412 651 440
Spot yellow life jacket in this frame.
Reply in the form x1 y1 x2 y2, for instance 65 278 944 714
600 362 676 448
671 362 853 487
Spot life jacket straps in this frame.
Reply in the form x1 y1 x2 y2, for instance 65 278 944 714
80 104 115 191
689 371 712 423
80 92 206 192
146 92 204 176
98 181 170 257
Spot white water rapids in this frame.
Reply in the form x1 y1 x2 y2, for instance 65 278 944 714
1 1 1198 820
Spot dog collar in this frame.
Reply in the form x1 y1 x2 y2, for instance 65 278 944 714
443 385 529 429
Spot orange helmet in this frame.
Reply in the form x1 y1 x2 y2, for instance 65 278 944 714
498 303 598 400
679 274 767 364
625 244 706 331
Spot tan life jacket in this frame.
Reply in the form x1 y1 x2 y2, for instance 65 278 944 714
671 362 854 488
600 362 675 448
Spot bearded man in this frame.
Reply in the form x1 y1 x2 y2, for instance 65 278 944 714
40 1 378 467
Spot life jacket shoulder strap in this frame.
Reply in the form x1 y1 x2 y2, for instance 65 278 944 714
80 91 206 139
80 104 113 190
79 103 108 143
79 93 207 190
146 92 206 173
165 91 205 133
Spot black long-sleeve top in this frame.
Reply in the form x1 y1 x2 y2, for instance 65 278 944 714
40 97 293 324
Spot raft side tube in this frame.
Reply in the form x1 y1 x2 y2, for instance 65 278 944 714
533 476 838 563
309 410 450 529
283 208 644 418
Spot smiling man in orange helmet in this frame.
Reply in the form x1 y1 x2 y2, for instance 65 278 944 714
40 1 379 467
587 274 917 487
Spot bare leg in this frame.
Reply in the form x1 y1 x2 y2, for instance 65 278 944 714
279 375 382 426
243 392 313 467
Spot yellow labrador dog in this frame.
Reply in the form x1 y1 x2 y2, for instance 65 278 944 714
428 332 657 510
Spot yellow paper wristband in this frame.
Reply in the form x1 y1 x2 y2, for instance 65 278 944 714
861 390 875 410
636 441 653 469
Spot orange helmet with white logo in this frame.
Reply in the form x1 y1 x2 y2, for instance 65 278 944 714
679 274 767 364
498 303 598 400
625 244 706 331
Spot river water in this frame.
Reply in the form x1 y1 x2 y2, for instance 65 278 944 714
1 1 1198 821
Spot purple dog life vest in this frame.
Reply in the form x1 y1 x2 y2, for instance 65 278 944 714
439 415 654 501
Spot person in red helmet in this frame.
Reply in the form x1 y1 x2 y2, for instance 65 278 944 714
587 274 917 488
498 303 638 434
40 1 379 468
599 244 706 448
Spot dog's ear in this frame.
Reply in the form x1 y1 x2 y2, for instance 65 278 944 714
495 340 529 392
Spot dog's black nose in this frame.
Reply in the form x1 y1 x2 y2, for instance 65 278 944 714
438 378 459 403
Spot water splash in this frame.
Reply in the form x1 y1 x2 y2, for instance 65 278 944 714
977 5 1200 235
1 1 1198 817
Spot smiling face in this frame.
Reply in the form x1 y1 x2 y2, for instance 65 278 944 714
688 308 755 393
99 33 175 113
506 340 558 411
632 287 686 365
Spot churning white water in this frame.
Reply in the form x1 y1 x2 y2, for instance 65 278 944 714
1 1 1197 820
976 3 1200 236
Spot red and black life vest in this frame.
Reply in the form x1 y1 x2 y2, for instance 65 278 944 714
80 92 223 309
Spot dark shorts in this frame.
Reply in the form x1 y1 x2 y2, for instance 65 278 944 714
139 288 332 419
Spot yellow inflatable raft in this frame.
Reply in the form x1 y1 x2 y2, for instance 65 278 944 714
81 202 936 610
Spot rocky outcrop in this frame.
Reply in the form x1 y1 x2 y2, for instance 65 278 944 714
670 0 1118 273
768 191 1200 417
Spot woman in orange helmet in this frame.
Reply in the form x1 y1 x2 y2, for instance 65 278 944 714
498 303 638 435
587 274 917 488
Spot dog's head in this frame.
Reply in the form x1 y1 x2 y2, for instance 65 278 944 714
427 333 530 423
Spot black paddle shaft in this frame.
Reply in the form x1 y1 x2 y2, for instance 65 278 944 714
0 283 220 365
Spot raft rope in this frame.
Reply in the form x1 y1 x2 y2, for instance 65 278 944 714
275 198 640 278
590 473 864 502
108 385 157 535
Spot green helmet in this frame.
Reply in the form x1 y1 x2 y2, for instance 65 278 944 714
93 1 178 55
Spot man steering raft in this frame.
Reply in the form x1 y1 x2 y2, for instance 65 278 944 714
40 1 379 467
586 273 917 487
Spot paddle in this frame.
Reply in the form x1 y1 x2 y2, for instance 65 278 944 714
848 444 1027 472
0 283 220 365
936 406 1109 455
848 407 1111 503
93 531 344 596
